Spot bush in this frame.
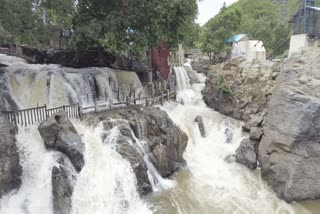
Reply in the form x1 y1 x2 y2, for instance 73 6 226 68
218 75 234 97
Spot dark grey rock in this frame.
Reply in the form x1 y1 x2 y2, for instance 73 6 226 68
194 115 206 137
115 139 152 194
242 115 264 132
38 111 84 172
52 165 73 214
235 139 258 170
84 106 188 194
259 50 320 202
249 127 263 141
0 114 22 197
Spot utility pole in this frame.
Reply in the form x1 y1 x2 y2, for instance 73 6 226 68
42 0 48 26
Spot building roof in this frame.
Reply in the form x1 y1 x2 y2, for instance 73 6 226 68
226 34 247 43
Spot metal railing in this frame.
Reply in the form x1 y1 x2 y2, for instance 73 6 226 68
2 103 81 126
1 85 176 127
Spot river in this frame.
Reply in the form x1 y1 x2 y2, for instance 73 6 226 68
0 56 318 213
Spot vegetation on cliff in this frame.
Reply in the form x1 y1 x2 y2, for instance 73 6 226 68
199 0 303 60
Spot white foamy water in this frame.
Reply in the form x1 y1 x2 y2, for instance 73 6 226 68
145 66 312 213
0 123 153 214
0 54 143 111
1 56 319 214
71 123 152 214
0 126 58 214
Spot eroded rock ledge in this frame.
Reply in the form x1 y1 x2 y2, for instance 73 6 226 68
202 58 280 122
0 114 22 197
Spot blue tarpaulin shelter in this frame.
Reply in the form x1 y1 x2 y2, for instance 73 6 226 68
226 34 247 43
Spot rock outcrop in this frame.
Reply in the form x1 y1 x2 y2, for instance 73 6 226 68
259 49 320 202
235 139 258 170
0 114 22 197
38 111 84 172
202 57 280 122
84 106 188 194
194 115 206 137
101 121 152 194
52 165 73 214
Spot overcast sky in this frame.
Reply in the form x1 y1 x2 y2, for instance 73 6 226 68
196 0 239 26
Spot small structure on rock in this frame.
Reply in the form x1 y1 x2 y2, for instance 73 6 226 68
288 0 320 57
227 34 266 61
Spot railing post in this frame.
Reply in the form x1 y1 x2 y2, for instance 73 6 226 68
78 104 83 121
117 87 120 100
151 83 154 98
93 95 97 113
161 91 164 105
126 96 129 106
167 89 170 101
13 111 17 126
134 90 136 105
44 104 47 119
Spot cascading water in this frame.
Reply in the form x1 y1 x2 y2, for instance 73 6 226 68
146 61 313 213
0 122 154 214
0 55 143 111
70 123 152 214
1 53 319 214
0 126 65 214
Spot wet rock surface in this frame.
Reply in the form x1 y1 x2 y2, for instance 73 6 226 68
84 106 188 194
194 115 206 137
202 58 280 122
235 138 258 170
38 111 84 172
52 165 73 214
0 114 22 197
259 49 320 202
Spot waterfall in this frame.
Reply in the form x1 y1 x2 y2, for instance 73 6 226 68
0 55 143 111
71 123 151 214
147 60 311 213
0 123 153 214
174 67 191 91
0 126 63 214
0 54 317 213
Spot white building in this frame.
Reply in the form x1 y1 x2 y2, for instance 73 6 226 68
227 34 266 61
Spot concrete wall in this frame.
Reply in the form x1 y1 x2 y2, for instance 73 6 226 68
289 34 319 58
231 40 266 61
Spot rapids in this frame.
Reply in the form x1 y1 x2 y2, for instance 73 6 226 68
0 55 319 213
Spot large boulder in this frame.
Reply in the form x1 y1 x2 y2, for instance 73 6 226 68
137 107 188 177
101 121 152 194
84 106 188 193
235 139 258 170
38 111 84 172
259 49 320 202
0 114 22 197
114 135 152 194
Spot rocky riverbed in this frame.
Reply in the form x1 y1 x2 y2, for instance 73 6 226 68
202 48 320 203
0 106 188 213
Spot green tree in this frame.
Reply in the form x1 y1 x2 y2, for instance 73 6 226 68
199 0 297 59
200 6 242 60
72 0 199 57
